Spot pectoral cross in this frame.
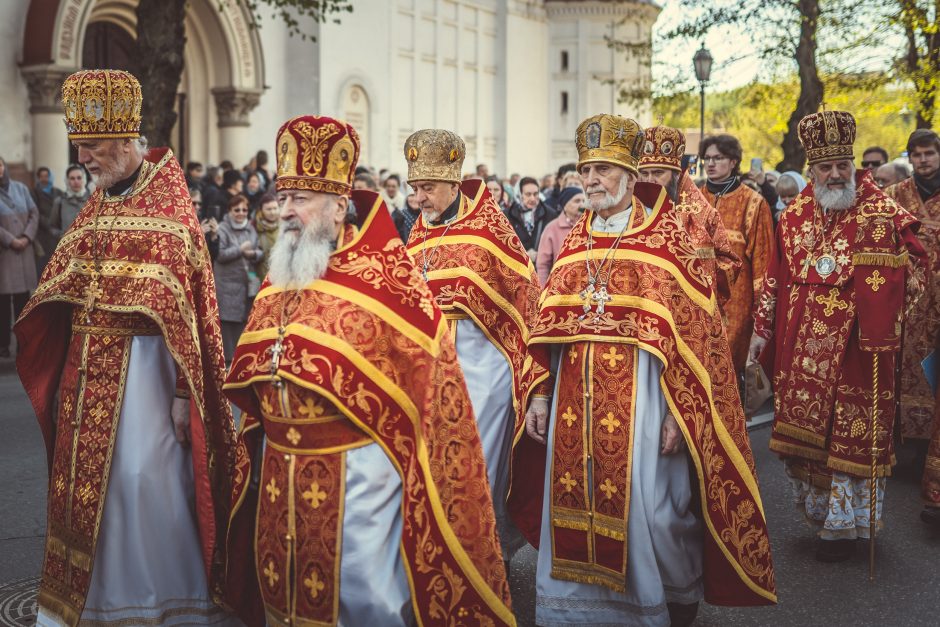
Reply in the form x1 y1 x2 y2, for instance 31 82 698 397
82 275 103 323
800 255 812 279
592 286 612 314
579 280 596 317
268 327 286 386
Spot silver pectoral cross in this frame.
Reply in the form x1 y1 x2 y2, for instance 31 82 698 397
579 281 596 316
592 286 612 314
268 327 286 385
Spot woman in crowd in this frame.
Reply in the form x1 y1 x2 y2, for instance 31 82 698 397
486 174 521 214
214 193 263 362
536 186 584 286
244 171 264 215
773 171 806 226
0 157 39 358
50 164 89 239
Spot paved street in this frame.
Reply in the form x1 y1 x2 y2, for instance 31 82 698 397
1 357 939 625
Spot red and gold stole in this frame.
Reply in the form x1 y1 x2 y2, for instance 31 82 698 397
676 173 741 306
405 179 549 419
15 149 237 625
224 190 515 626
511 182 776 607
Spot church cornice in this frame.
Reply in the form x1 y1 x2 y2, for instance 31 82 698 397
544 0 661 22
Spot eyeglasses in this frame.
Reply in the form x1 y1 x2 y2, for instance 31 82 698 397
861 160 884 168
701 155 728 163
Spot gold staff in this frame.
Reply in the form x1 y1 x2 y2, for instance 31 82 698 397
869 352 879 581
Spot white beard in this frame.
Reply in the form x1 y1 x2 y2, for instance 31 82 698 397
586 172 629 212
816 178 857 211
267 217 334 289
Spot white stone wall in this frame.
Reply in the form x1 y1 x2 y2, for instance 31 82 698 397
0 2 38 175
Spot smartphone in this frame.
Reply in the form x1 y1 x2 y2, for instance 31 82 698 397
750 157 763 172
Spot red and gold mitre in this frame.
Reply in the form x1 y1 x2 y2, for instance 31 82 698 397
61 69 142 140
798 110 856 165
576 113 645 175
404 129 465 184
275 115 360 194
639 125 685 172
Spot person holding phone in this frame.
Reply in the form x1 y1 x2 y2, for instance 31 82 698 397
699 134 775 376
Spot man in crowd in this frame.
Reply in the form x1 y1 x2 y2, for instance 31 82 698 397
222 115 512 626
15 69 238 625
861 146 889 172
221 169 244 210
186 160 205 190
404 128 546 569
352 172 378 191
885 128 940 525
874 162 909 189
750 110 926 562
699 133 774 375
513 113 775 627
638 124 740 305
506 175 558 260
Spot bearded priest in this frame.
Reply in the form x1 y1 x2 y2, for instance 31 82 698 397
750 110 927 562
14 70 238 626
222 115 514 627
403 129 547 568
511 113 776 627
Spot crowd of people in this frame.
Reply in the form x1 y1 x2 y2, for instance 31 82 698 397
6 66 940 627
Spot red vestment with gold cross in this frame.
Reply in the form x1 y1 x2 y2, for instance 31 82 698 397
14 148 238 625
223 190 514 626
510 182 776 606
754 171 926 485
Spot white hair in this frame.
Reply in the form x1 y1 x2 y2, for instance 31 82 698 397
131 136 149 160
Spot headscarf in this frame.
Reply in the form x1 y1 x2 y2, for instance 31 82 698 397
775 171 807 211
557 186 584 213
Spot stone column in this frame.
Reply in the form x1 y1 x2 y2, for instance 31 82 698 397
21 65 76 181
211 87 262 167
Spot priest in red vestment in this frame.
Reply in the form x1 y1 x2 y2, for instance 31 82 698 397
511 113 775 627
637 124 740 305
699 134 775 374
403 129 548 567
222 115 513 627
14 69 238 626
750 110 926 562
885 129 940 524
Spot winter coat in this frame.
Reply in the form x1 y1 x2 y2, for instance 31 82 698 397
50 191 90 239
214 214 263 322
504 201 558 253
0 181 40 294
254 216 279 280
33 185 64 256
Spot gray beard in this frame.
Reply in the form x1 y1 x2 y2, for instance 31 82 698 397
267 218 334 289
587 173 629 212
816 178 857 211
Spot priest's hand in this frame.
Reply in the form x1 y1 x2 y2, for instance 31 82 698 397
171 396 191 448
747 334 768 364
525 397 550 444
661 413 683 455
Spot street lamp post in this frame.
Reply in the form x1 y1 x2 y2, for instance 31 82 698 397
693 44 713 150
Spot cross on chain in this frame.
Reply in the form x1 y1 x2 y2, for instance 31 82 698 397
268 327 287 384
83 275 103 323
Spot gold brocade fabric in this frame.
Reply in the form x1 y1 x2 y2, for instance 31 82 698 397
699 183 774 373
886 177 940 440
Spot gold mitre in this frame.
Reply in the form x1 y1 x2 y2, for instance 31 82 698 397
404 129 465 184
576 114 645 175
62 69 142 140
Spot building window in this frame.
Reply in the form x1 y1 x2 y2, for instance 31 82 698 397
561 50 569 72
561 91 569 115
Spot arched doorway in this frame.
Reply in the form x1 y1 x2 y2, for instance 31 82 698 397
342 85 371 167
21 0 266 178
